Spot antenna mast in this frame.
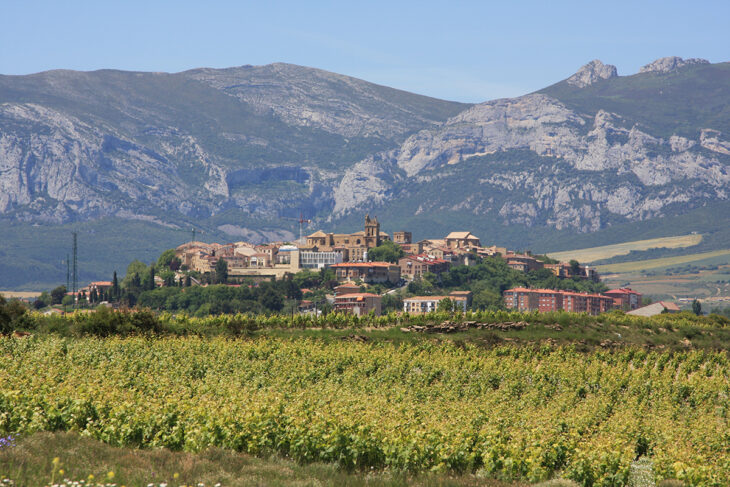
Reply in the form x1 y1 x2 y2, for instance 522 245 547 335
72 232 78 309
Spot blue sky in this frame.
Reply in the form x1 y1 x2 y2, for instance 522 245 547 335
2 0 728 102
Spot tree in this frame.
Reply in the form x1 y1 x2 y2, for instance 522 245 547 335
367 241 404 263
215 258 228 284
569 260 582 276
692 299 702 316
34 291 51 309
437 297 454 312
122 261 148 289
259 286 283 311
145 265 156 291
50 285 67 305
112 271 120 301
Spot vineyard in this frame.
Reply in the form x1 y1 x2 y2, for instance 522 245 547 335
1 335 728 486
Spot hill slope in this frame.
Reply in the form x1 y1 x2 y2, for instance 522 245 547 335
332 58 730 247
2 58 730 289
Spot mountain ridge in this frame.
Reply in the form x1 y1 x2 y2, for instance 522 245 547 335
1 58 729 289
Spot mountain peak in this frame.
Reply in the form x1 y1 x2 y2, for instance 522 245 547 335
639 56 709 74
566 60 618 88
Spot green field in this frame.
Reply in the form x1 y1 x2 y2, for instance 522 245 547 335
547 235 703 264
1 331 726 486
596 249 730 273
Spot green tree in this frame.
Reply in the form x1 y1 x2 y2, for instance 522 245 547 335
215 258 228 284
122 261 148 289
112 271 120 301
259 286 283 311
367 241 404 263
437 297 454 312
50 286 67 305
569 259 582 276
692 299 702 316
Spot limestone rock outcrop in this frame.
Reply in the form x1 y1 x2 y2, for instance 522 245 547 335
639 56 709 74
566 60 618 87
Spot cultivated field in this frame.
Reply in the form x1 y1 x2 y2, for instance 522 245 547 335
547 234 703 263
596 248 730 273
1 334 726 486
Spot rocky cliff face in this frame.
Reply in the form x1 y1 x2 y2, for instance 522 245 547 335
566 60 617 87
0 64 466 231
332 89 730 232
639 56 709 74
1 59 728 242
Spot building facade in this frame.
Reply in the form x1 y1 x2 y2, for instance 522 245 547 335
334 293 382 316
603 288 642 310
330 262 401 284
504 287 615 315
398 255 450 281
403 295 468 314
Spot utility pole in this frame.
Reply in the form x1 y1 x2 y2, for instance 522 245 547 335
191 228 196 243
72 232 78 310
66 254 70 291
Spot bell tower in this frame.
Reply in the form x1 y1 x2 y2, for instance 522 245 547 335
365 214 380 244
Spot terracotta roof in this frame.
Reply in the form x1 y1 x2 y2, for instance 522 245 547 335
404 295 467 302
659 301 681 311
335 283 361 288
605 288 641 295
402 255 449 264
335 293 380 299
331 262 394 268
445 231 475 239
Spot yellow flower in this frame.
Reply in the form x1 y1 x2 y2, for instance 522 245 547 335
107 471 115 479
58 469 64 475
88 474 94 480
173 472 180 479
52 457 60 466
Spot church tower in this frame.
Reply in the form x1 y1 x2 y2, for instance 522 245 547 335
364 214 380 245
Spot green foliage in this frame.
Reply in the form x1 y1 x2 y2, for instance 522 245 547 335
2 336 729 484
122 260 148 290
215 258 228 284
692 299 702 316
437 297 454 312
367 240 405 264
50 286 67 305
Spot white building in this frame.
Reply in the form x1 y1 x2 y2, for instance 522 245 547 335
299 250 344 269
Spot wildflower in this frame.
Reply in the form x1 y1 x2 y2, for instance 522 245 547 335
88 474 94 481
173 473 179 479
59 470 64 475
107 472 115 480
53 457 61 466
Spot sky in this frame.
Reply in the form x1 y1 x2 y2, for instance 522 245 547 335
2 0 729 103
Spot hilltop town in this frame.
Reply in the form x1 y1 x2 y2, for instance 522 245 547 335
46 215 668 318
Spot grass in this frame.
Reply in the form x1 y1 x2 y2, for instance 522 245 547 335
547 234 703 264
596 248 730 273
0 432 522 487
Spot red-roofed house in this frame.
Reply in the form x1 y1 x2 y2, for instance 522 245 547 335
330 262 400 284
334 293 382 316
398 254 450 281
603 288 642 310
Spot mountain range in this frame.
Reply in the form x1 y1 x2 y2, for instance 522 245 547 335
1 56 729 289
